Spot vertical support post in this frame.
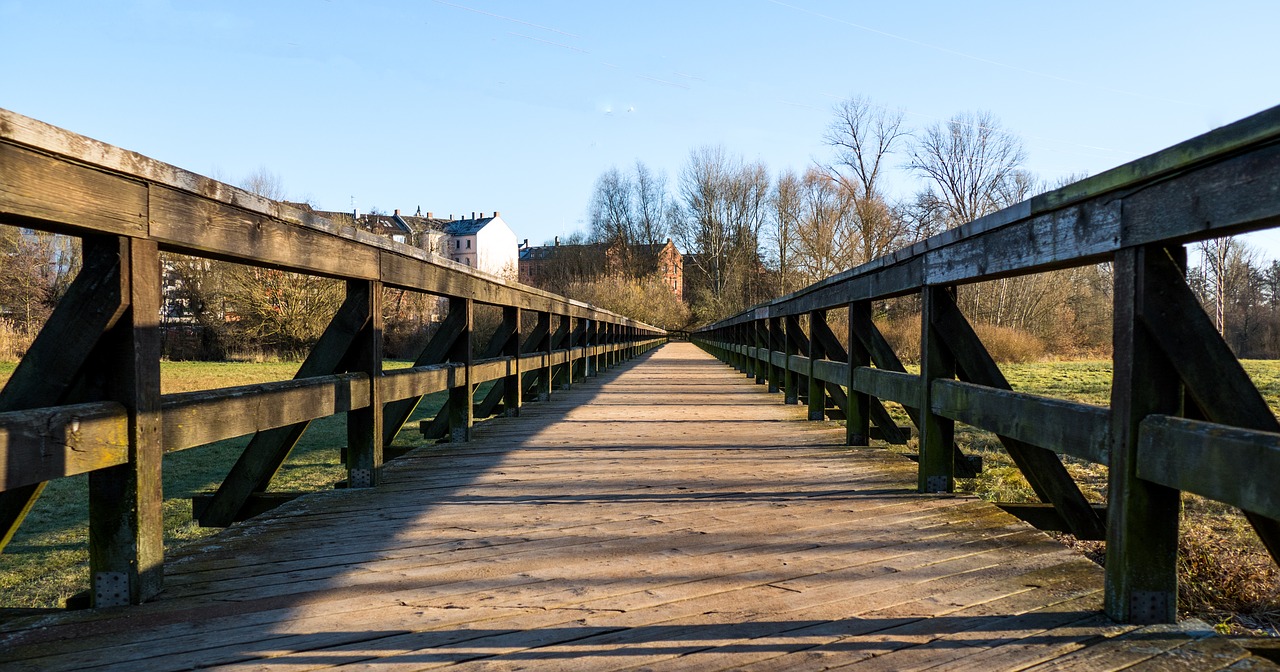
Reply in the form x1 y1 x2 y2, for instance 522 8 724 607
768 316 782 393
563 316 575 389
743 323 754 378
754 319 766 385
1106 245 1182 624
783 315 799 405
346 279 383 488
919 285 956 493
540 311 554 400
87 237 163 606
846 301 871 446
502 306 521 417
807 310 826 421
585 319 597 377
447 297 474 442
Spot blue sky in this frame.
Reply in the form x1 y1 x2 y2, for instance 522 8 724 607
3 1 1278 254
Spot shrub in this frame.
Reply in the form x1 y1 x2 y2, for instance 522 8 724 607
875 314 1046 364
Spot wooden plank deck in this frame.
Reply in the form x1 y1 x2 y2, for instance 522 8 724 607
0 342 1270 671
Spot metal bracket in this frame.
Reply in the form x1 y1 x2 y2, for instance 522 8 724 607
348 468 372 489
1130 590 1173 624
93 572 129 607
926 475 950 493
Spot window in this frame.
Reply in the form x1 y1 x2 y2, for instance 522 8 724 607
456 240 460 250
466 239 471 249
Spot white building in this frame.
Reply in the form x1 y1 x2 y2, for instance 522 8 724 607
443 212 518 280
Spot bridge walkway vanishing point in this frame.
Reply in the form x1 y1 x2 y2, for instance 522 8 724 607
1 342 1268 671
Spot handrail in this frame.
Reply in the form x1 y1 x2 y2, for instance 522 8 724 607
0 107 666 607
693 103 1280 625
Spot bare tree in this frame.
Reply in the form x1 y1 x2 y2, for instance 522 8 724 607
674 145 771 319
1199 236 1259 336
588 167 635 247
908 110 1027 227
824 95 910 266
770 169 803 296
825 95 906 201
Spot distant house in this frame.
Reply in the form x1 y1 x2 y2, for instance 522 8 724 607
518 237 683 301
305 206 518 281
442 213 518 279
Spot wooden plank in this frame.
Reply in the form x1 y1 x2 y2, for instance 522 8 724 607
1137 415 1280 521
0 141 147 236
149 185 378 280
0 402 128 489
853 367 922 409
345 280 383 488
1106 245 1182 624
87 237 164 606
932 380 1111 465
996 502 1109 533
163 374 371 451
919 285 957 493
378 365 453 404
447 298 474 443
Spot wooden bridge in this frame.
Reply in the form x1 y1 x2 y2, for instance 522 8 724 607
2 105 1280 669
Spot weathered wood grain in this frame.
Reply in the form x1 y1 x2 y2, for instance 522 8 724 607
1137 415 1280 521
163 373 370 451
931 380 1111 465
0 402 128 488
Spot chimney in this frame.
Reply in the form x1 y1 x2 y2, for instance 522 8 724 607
426 211 432 218
554 236 560 246
479 212 485 219
394 209 400 216
523 238 529 248
667 237 673 244
472 211 476 220
494 210 500 217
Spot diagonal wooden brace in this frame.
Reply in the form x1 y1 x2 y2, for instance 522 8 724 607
198 282 372 527
843 307 977 474
1138 247 1280 562
930 289 1106 540
0 237 128 552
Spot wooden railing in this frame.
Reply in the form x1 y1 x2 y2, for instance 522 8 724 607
0 108 665 607
694 104 1280 625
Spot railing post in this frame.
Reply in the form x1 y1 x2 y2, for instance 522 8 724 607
754 318 766 385
1106 245 1182 624
847 301 871 446
346 279 383 488
783 314 800 405
742 323 754 378
585 319 597 378
919 285 956 493
87 237 163 606
807 310 826 421
503 306 521 417
767 316 782 393
447 297 473 443
539 311 554 400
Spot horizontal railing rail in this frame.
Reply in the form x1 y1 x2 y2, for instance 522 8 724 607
694 103 1280 625
0 107 665 607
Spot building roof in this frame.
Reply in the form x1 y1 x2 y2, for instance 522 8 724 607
443 215 500 237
